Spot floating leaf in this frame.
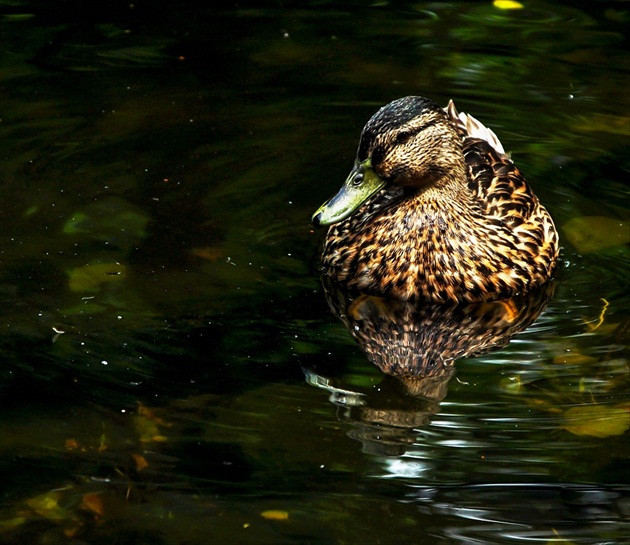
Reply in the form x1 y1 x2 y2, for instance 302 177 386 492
563 216 630 253
67 262 127 292
261 510 289 521
563 404 629 438
493 0 524 9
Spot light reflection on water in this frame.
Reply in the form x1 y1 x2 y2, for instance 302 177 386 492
406 483 629 545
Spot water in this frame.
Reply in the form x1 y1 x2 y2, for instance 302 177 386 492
0 1 629 543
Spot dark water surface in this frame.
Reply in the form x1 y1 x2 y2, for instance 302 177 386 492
1 1 629 543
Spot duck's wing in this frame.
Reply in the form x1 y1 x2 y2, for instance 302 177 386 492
446 99 506 156
445 100 537 224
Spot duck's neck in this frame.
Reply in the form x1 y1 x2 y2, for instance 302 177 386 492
413 164 472 205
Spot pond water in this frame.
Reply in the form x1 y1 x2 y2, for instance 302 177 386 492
1 1 629 543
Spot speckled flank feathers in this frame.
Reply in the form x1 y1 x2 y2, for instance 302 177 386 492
317 96 559 303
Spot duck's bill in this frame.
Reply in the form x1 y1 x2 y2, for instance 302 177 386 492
312 159 385 227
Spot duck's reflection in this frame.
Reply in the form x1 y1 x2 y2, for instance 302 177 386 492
305 280 555 455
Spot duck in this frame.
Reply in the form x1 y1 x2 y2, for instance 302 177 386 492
312 96 559 303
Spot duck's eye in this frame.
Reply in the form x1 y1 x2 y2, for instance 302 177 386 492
352 173 364 186
395 130 413 144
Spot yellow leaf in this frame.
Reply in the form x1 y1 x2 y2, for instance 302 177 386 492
563 404 629 438
25 490 69 521
493 0 524 9
261 510 289 521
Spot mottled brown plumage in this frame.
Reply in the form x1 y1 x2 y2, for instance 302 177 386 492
324 277 555 378
313 96 559 303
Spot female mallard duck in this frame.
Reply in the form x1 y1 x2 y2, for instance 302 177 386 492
312 96 559 303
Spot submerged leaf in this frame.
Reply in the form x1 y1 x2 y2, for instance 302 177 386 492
81 493 105 518
132 453 149 471
563 404 629 438
133 415 164 443
25 489 69 522
0 517 27 530
64 438 81 451
67 262 127 292
573 113 630 136
133 404 171 443
191 246 224 261
500 375 523 393
62 197 149 251
563 216 630 253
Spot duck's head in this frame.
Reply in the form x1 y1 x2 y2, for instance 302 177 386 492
312 96 464 227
